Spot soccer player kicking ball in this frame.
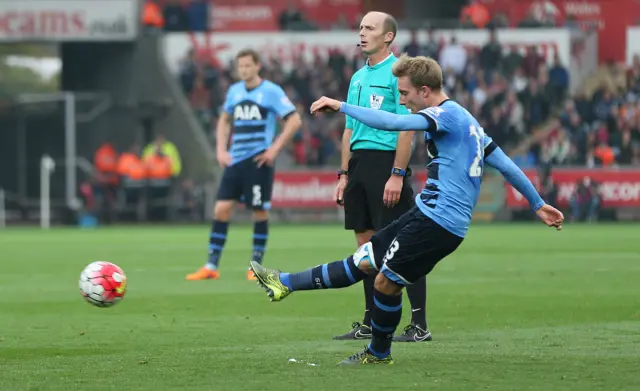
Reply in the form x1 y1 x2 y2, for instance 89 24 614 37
187 49 302 281
334 11 432 342
250 54 564 365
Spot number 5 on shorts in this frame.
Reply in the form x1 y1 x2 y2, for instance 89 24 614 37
252 185 262 206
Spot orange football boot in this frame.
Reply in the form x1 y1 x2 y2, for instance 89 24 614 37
186 267 220 280
247 269 257 281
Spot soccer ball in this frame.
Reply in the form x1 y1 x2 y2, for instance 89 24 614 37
78 261 127 308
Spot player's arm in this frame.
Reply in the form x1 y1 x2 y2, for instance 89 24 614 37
392 97 415 172
217 87 235 160
272 111 302 155
484 143 545 211
257 87 301 167
270 87 302 155
216 111 232 154
339 103 430 131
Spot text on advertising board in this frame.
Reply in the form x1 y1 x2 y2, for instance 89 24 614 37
272 169 640 209
0 0 137 41
506 169 640 208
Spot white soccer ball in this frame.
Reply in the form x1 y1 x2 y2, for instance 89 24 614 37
78 261 128 308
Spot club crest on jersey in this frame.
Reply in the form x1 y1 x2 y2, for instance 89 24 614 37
234 104 263 120
370 94 384 110
424 107 444 117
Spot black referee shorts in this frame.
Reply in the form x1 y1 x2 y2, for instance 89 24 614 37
343 149 414 232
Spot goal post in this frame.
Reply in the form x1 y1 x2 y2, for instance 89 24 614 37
17 92 77 211
40 155 55 229
16 91 111 225
0 188 5 229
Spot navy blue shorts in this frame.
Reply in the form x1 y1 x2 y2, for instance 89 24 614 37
216 157 274 210
369 206 463 285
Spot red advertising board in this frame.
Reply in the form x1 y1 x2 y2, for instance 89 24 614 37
481 0 640 63
271 171 336 208
209 0 362 32
506 169 640 208
274 169 640 209
272 170 427 208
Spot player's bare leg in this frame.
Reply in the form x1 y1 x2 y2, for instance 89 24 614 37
186 200 234 280
249 210 269 281
333 230 375 340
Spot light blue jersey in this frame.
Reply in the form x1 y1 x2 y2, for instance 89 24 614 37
339 99 545 238
416 100 493 237
223 80 296 165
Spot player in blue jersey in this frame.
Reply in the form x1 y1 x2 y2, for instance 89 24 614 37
187 49 302 281
334 11 431 343
249 54 564 365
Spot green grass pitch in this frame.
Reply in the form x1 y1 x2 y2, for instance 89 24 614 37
0 223 639 390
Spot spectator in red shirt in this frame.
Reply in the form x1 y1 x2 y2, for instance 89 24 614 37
570 177 601 222
522 45 545 79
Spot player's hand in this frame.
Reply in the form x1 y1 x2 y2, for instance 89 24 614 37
217 150 232 168
335 175 348 206
383 175 403 208
536 204 565 231
254 147 277 167
310 96 341 115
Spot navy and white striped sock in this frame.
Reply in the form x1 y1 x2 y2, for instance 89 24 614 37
206 220 229 270
368 289 402 358
252 220 268 265
280 256 367 292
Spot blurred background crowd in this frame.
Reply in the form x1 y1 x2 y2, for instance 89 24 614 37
4 0 640 226
159 0 640 169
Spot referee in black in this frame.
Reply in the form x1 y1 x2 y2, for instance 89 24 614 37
333 11 431 342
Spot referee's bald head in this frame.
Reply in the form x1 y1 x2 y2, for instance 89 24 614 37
363 11 397 44
382 13 398 45
360 11 398 53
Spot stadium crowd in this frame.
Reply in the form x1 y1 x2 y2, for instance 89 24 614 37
175 27 572 167
543 57 640 167
155 0 640 171
120 0 640 224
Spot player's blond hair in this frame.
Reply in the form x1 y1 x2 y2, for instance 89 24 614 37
392 54 443 91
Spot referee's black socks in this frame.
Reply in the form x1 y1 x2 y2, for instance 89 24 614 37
363 275 427 330
362 276 375 327
406 276 428 329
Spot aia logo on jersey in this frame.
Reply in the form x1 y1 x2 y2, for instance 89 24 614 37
234 104 263 120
